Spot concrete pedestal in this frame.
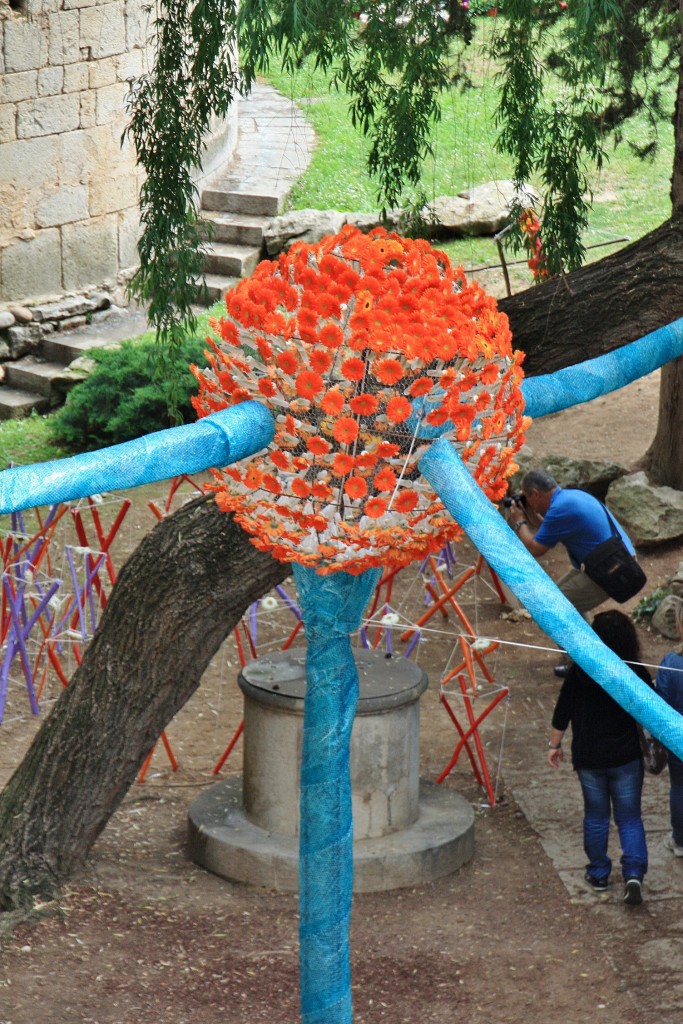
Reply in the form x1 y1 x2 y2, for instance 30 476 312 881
187 648 474 892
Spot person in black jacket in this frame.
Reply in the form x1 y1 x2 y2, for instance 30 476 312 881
547 610 651 907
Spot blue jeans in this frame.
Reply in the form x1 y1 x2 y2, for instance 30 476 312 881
668 756 683 846
577 759 647 883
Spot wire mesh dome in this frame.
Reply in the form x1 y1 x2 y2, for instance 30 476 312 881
193 225 529 574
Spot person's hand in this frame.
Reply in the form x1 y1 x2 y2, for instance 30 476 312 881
547 746 564 769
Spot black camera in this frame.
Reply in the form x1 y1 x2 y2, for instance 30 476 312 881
502 492 526 509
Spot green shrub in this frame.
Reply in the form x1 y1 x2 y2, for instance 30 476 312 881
51 336 208 452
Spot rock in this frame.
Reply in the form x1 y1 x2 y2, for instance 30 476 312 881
7 305 32 324
651 594 683 640
507 453 627 500
344 210 404 233
0 311 16 330
541 455 628 499
30 296 97 322
6 324 45 359
606 471 683 546
263 210 346 256
423 180 540 239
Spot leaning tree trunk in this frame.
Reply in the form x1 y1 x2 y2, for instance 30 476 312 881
501 216 683 488
0 495 288 912
500 215 683 376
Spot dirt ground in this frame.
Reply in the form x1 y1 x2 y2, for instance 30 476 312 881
1 368 682 1024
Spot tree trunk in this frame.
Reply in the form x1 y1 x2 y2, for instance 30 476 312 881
640 10 683 488
500 216 683 377
0 495 288 912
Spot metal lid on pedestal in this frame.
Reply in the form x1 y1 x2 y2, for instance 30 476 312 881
238 647 428 714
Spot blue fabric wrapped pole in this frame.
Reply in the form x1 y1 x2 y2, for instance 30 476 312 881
0 402 275 514
521 317 683 419
419 438 683 760
292 563 381 1024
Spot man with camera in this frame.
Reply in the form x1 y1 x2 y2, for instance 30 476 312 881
506 469 641 675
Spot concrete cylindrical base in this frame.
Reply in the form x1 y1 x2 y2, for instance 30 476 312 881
188 777 475 893
239 649 428 839
187 648 475 892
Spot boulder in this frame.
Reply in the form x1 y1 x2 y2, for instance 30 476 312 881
0 311 16 330
651 594 683 640
606 471 683 546
541 455 629 499
507 453 628 500
263 210 346 256
423 180 540 239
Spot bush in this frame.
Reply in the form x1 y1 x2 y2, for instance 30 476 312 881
51 337 208 452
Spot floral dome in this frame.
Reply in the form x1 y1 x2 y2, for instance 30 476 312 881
192 225 529 574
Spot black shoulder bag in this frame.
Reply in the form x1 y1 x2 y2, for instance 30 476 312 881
580 503 647 603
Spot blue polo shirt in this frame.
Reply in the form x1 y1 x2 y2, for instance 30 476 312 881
534 487 634 569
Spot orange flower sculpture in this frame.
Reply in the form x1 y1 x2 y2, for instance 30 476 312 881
192 225 529 575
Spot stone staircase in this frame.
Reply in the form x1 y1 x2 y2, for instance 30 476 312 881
0 82 314 419
197 81 314 304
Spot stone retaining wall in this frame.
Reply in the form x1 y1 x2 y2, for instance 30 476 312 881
0 0 236 306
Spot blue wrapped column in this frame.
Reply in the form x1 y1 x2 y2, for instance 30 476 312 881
0 401 274 513
292 564 381 1024
419 439 683 760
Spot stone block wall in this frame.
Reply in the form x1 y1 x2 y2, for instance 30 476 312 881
0 0 237 306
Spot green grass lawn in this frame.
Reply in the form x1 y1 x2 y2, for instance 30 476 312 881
266 19 675 282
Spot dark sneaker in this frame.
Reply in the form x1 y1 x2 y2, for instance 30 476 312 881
623 878 643 906
584 872 609 893
554 664 571 679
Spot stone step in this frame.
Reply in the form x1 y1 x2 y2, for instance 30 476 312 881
201 189 283 217
5 357 74 399
196 274 241 306
0 385 50 420
200 211 270 247
201 241 262 279
41 334 115 365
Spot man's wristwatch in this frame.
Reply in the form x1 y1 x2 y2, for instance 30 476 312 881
511 520 524 532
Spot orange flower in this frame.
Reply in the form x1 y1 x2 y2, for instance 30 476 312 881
318 322 344 349
341 357 366 382
277 348 299 374
373 358 404 385
270 450 291 470
332 452 355 476
256 337 273 361
296 369 325 399
349 393 379 416
291 478 312 498
409 376 434 397
344 475 368 500
262 473 282 494
355 452 377 473
312 482 333 501
243 466 264 490
394 489 419 513
374 467 397 492
364 496 388 519
385 395 412 423
320 387 346 416
375 441 400 458
309 348 333 374
332 416 360 445
307 435 332 456
258 378 278 398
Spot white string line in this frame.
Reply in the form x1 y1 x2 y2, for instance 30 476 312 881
360 617 683 676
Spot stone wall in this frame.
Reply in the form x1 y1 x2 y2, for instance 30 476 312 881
0 0 237 306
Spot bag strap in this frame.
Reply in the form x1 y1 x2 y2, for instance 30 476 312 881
598 500 620 539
